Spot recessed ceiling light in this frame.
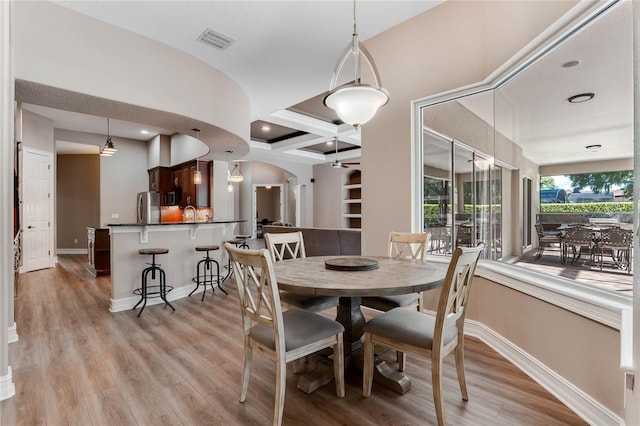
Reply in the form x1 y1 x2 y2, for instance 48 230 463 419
585 144 602 151
140 130 150 134
261 125 270 132
562 60 580 68
568 93 594 103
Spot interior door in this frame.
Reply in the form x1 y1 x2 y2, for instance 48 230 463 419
21 147 53 272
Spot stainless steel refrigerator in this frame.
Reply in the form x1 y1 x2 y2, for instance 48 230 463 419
137 191 161 224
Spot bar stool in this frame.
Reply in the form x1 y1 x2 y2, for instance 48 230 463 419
190 245 226 301
222 235 251 282
133 248 175 317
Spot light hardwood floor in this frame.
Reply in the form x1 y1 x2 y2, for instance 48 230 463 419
1 255 587 425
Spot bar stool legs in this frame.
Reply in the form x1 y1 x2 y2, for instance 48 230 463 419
191 245 226 300
133 248 175 317
222 236 250 283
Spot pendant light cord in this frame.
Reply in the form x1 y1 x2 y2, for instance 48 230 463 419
353 0 357 35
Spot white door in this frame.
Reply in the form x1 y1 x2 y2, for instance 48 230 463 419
21 147 53 273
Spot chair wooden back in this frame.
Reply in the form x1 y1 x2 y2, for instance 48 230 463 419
388 231 430 261
264 231 306 262
225 243 285 351
434 245 483 351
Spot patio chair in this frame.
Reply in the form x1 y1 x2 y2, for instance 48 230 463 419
534 223 562 261
562 225 595 265
362 245 483 426
595 227 633 274
455 224 473 248
225 243 345 426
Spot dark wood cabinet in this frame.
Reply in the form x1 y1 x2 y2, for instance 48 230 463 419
150 161 211 208
148 167 173 205
87 227 110 276
172 160 210 207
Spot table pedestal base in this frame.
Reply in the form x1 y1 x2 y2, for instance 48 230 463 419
295 349 411 395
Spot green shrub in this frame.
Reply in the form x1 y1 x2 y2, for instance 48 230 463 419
540 202 632 213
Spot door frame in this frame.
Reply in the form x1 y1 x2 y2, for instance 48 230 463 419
20 146 54 273
252 183 284 237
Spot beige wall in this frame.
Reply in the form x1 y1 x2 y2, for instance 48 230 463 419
312 163 346 229
469 278 623 416
21 109 53 153
53 129 149 226
13 1 250 158
360 0 577 255
56 154 100 250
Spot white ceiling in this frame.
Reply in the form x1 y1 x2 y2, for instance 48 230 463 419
34 0 441 160
21 1 632 169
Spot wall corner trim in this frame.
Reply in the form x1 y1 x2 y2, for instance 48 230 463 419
465 320 624 426
8 322 18 343
0 367 16 401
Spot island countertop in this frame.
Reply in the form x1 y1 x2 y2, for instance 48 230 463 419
107 219 246 227
107 220 244 312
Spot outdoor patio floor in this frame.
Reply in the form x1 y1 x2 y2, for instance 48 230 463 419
514 246 632 295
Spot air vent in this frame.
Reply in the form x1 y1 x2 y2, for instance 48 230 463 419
198 28 234 50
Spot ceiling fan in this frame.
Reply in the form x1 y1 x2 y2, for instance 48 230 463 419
328 138 360 169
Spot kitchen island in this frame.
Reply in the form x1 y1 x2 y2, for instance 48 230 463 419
107 220 244 312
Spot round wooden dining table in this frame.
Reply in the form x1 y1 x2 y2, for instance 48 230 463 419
273 255 448 394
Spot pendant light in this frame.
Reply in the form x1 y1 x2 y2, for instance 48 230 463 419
323 0 389 128
193 128 202 185
100 118 117 156
228 162 244 182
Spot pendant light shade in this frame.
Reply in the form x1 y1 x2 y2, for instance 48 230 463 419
228 162 243 183
193 128 202 185
100 118 117 156
324 85 388 127
323 0 389 128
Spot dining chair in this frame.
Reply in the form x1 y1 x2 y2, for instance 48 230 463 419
264 231 339 313
361 231 430 312
361 231 430 369
534 223 562 261
362 245 483 426
225 243 345 426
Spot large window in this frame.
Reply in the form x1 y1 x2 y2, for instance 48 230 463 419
423 130 502 260
416 0 632 294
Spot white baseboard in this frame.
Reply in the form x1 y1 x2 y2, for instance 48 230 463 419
110 282 211 313
57 248 88 255
0 367 15 401
8 322 18 343
465 320 624 426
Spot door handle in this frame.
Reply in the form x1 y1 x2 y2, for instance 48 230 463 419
27 225 34 229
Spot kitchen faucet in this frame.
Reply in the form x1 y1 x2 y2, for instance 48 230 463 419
183 205 197 223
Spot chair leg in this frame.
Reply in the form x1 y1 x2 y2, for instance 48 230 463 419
240 338 252 403
454 341 468 401
362 333 374 397
432 354 446 426
333 333 345 398
274 358 286 426
397 351 406 372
